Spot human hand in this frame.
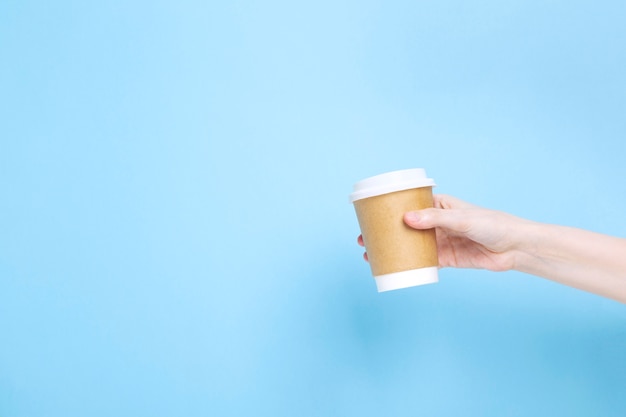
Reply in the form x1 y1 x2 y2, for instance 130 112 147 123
358 194 530 272
359 193 626 302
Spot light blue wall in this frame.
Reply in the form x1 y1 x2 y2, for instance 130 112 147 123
1 1 625 416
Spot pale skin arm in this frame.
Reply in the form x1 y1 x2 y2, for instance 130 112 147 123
358 194 626 303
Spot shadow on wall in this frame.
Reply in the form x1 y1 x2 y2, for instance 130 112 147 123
255 247 626 415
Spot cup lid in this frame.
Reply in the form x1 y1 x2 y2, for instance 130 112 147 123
349 168 436 203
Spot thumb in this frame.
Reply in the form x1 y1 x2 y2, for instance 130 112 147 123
404 208 471 234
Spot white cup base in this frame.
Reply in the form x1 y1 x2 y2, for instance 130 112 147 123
374 266 439 292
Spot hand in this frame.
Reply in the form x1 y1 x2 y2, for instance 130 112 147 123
358 194 530 272
358 194 626 302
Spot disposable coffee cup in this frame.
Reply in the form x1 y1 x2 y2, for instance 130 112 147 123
350 168 439 292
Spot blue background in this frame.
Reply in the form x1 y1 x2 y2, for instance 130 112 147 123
2 0 626 416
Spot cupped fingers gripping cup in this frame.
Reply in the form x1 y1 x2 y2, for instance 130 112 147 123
350 169 439 292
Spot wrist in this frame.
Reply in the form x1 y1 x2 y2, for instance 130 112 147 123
508 218 544 272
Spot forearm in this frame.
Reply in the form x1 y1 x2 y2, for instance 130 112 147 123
513 222 626 303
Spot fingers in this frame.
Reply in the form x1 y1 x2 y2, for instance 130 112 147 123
433 194 477 210
357 235 368 262
405 194 478 233
360 193 475 260
404 207 472 234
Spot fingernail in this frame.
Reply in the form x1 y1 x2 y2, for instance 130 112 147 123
405 211 420 222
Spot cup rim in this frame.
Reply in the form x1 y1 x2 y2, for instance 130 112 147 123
349 168 436 203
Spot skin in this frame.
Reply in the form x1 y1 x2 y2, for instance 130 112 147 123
358 194 626 303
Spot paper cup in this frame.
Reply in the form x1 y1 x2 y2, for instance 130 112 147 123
350 169 439 292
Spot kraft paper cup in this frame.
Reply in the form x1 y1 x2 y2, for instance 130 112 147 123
350 168 439 292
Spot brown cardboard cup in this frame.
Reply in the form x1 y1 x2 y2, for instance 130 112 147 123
350 169 439 292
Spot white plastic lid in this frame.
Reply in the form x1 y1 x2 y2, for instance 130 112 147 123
349 168 436 203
